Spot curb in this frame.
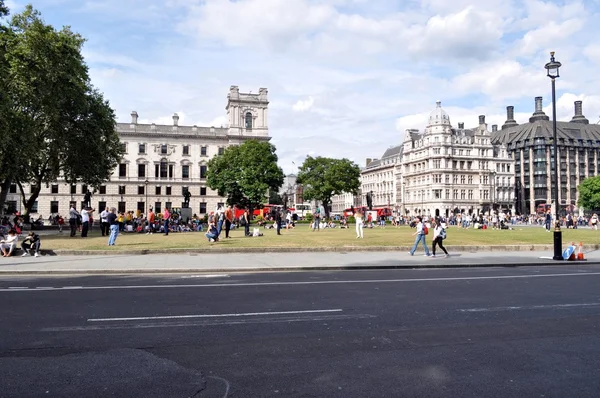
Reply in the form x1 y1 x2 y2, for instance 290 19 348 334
1 260 599 276
49 244 600 256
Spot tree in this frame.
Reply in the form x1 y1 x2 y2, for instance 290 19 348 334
578 176 600 210
0 6 123 217
0 1 8 17
207 140 285 218
296 156 361 218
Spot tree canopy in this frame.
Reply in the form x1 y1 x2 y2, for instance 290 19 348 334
578 176 600 210
0 6 123 217
296 156 361 217
207 140 285 215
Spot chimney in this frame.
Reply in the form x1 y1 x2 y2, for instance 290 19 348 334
131 111 138 124
173 113 179 126
458 122 464 129
570 100 589 124
529 96 550 122
492 124 498 132
479 115 486 125
502 106 518 129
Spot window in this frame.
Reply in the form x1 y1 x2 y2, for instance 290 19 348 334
165 201 172 210
31 201 38 213
99 185 106 195
71 185 77 194
445 175 450 183
468 190 473 200
183 145 190 155
460 175 465 184
9 184 17 193
138 186 145 195
166 186 172 195
121 143 128 153
169 165 174 178
98 201 106 211
155 186 161 195
138 164 146 178
160 160 167 178
468 176 473 184
119 164 127 177
138 144 146 154
218 147 225 155
201 146 207 156
51 185 59 194
182 165 190 179
50 201 59 213
200 165 207 179
118 201 126 213
154 202 161 213
137 202 145 212
118 185 126 195
161 144 167 154
182 186 189 195
460 190 466 200
82 184 87 194
200 187 207 196
200 202 207 214
245 112 252 129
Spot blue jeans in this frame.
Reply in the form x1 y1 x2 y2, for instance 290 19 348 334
217 219 223 236
164 219 169 235
205 232 217 241
410 234 430 256
108 224 119 245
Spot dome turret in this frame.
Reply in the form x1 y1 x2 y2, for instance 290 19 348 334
427 100 451 128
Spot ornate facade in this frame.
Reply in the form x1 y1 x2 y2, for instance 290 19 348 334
7 85 270 218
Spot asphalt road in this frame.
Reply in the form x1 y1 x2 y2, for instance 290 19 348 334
2 265 600 397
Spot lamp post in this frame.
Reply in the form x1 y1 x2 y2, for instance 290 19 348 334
145 179 149 217
545 51 563 261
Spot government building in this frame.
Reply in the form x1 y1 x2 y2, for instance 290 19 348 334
6 85 270 218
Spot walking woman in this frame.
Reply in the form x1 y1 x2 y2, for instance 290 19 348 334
431 219 449 258
242 209 250 237
409 216 431 256
355 208 364 239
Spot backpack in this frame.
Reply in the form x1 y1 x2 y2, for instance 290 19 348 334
440 227 446 240
423 224 429 235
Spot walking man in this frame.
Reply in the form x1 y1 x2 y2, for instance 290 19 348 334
100 207 109 236
107 208 119 246
81 206 94 238
163 207 170 235
409 216 431 256
69 204 80 237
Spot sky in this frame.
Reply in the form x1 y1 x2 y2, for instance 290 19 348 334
4 0 600 174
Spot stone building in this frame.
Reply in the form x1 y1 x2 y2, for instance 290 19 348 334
6 85 270 218
492 98 600 215
359 146 402 211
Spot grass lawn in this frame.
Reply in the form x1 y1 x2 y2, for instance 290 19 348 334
40 224 598 251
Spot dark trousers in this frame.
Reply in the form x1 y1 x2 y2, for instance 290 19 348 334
101 222 109 236
276 220 281 235
225 220 232 238
21 240 40 254
432 237 448 256
164 220 169 235
244 222 250 237
69 218 77 237
81 221 89 237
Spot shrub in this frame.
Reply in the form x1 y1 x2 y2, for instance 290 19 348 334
305 213 313 223
347 216 356 224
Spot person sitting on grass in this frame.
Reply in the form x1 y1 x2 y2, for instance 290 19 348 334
205 219 219 242
0 229 18 257
21 231 41 257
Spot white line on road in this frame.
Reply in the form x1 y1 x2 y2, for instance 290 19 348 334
3 271 600 292
459 302 600 312
88 308 343 322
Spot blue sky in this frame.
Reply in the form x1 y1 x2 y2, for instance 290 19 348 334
5 0 600 173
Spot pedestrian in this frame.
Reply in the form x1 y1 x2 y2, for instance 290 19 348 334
57 214 64 233
107 207 119 246
69 204 80 237
100 207 109 236
312 207 320 232
409 216 431 256
431 219 449 258
21 231 41 257
224 205 233 238
242 209 250 237
215 204 225 237
80 206 94 238
147 207 155 234
355 208 364 239
276 210 282 235
205 217 219 242
163 206 170 236
545 210 552 232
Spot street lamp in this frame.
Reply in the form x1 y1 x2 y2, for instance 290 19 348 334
145 178 149 216
545 51 563 261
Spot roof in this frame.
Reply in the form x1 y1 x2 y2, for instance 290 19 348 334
365 145 403 169
492 119 600 147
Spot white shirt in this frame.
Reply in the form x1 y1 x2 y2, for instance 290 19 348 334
81 209 90 223
100 210 109 222
433 225 444 239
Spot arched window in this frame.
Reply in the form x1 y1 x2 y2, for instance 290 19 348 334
245 112 252 130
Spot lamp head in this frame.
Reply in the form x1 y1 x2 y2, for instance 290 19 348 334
545 51 561 79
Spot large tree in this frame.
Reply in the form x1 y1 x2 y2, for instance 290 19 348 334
296 156 361 217
207 140 285 217
578 176 600 211
0 0 8 17
0 6 123 217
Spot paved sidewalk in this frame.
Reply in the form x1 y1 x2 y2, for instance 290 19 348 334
0 249 599 275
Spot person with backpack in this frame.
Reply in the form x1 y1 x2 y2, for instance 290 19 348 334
431 218 449 258
409 216 431 256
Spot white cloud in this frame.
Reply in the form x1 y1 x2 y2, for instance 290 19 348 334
292 97 315 112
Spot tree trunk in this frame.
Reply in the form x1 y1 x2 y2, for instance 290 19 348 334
0 178 11 214
18 181 41 223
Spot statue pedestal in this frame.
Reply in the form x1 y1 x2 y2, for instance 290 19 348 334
180 207 193 223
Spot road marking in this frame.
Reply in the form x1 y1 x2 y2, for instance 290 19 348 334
88 308 343 322
3 271 600 292
459 302 600 312
181 274 230 278
42 314 374 332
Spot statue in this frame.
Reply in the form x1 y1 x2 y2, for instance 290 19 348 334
183 190 191 207
83 190 92 207
367 191 373 210
282 192 289 210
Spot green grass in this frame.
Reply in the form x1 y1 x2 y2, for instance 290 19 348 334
40 224 597 251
